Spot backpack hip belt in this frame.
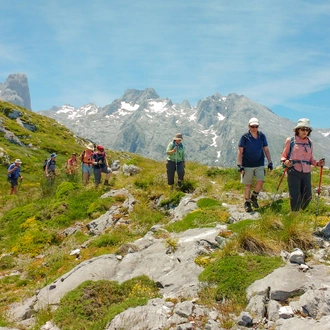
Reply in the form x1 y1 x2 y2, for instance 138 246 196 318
292 160 311 165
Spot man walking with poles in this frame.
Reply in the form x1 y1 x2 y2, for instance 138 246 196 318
166 133 185 190
8 159 23 195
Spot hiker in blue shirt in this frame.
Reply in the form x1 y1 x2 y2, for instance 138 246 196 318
92 145 111 186
8 159 23 195
45 153 57 183
237 118 273 212
166 133 185 189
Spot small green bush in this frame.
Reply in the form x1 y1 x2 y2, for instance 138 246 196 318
87 198 113 218
159 191 185 208
199 255 283 305
56 182 78 200
0 255 16 270
53 276 159 330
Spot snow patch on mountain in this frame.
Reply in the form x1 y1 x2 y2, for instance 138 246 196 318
120 102 139 111
217 113 225 121
320 130 330 137
148 100 168 113
56 104 99 120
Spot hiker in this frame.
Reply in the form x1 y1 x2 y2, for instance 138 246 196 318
8 159 23 195
65 153 78 177
237 118 273 212
80 143 94 185
92 145 111 186
280 118 325 213
166 133 185 189
45 153 57 182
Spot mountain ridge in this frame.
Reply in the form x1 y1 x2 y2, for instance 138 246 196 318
39 89 330 167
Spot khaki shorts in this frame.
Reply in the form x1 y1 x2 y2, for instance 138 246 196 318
241 166 265 185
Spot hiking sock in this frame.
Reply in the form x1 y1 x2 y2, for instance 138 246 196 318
251 191 259 208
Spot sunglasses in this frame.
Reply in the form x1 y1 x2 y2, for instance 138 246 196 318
300 127 310 132
250 125 259 128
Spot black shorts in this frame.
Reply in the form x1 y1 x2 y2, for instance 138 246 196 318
9 178 18 188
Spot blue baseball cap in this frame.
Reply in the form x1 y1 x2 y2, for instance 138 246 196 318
50 153 57 158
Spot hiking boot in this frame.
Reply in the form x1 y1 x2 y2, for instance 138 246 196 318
250 194 259 208
244 201 252 213
177 181 183 188
104 180 110 186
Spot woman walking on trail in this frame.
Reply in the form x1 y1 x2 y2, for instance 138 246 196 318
8 159 23 195
80 143 94 185
280 118 325 213
66 153 78 176
166 133 185 189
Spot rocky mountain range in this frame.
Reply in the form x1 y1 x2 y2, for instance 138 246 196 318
40 88 330 167
1 73 329 167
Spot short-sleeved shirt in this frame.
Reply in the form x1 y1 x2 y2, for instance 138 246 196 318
46 159 56 172
166 141 185 162
281 136 317 173
8 164 21 179
238 131 268 167
92 152 107 169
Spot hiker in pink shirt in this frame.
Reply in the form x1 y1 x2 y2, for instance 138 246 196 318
280 118 325 213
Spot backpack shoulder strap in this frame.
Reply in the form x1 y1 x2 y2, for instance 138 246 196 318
288 137 295 160
288 136 312 160
258 131 265 146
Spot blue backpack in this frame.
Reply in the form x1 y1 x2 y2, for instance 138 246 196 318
43 159 50 170
7 163 15 180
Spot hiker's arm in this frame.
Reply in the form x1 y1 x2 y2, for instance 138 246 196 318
45 164 49 176
263 146 272 163
8 166 18 174
166 143 176 155
237 147 244 166
280 138 290 163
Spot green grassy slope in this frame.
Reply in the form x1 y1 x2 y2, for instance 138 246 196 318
0 101 329 329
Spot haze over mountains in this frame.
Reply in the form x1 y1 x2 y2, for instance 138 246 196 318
1 73 330 167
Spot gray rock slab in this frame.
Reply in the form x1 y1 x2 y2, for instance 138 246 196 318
247 262 330 302
275 315 330 330
10 228 219 321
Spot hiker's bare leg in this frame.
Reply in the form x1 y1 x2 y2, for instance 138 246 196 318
83 172 89 185
254 180 264 193
244 184 252 200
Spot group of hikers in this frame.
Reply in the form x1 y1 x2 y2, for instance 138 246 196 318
166 118 326 214
7 117 326 215
7 143 112 195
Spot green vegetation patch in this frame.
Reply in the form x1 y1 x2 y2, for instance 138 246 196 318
199 254 283 304
165 198 229 233
0 255 16 270
159 191 185 208
52 275 159 330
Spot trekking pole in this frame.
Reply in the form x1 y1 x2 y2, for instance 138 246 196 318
18 177 23 191
315 161 324 217
271 166 288 204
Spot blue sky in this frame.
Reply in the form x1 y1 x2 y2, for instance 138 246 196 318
1 1 329 128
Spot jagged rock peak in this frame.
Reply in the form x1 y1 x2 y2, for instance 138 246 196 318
0 73 31 110
180 100 191 109
122 88 159 104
